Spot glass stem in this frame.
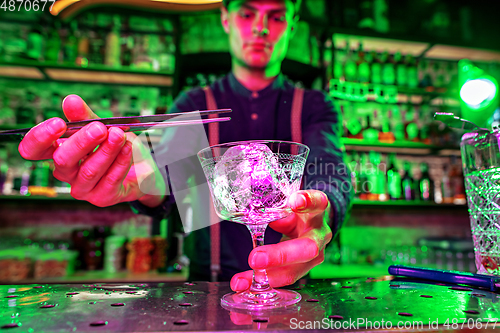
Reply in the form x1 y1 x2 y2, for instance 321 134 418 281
247 224 272 293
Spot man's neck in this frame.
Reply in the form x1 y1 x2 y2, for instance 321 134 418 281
232 61 281 92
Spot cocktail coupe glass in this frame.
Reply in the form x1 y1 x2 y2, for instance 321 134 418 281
198 140 309 311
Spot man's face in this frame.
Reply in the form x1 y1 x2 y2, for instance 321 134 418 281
222 0 296 70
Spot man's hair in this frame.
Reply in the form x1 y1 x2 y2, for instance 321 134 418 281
222 0 302 16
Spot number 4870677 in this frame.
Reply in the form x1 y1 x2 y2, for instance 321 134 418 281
1 0 56 11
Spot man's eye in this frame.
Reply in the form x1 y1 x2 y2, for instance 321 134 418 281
272 15 286 22
238 11 253 19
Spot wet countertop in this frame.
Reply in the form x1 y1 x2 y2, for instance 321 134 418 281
1 276 500 332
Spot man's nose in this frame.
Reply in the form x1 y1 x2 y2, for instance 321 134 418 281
253 13 269 36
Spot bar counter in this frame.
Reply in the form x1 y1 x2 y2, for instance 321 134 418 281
1 276 499 332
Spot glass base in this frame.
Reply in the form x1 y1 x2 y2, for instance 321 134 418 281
221 288 301 311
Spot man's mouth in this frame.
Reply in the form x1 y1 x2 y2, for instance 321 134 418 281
247 42 270 51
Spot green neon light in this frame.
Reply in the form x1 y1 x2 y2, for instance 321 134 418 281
460 79 498 109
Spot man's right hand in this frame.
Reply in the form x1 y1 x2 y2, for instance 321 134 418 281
18 94 166 208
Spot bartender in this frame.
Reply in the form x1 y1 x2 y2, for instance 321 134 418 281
17 0 352 291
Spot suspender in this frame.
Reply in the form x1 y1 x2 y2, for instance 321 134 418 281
203 86 221 282
203 85 304 281
291 87 304 143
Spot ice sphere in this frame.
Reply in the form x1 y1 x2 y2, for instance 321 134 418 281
212 143 288 214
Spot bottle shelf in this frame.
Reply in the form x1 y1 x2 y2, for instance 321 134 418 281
331 30 500 62
0 60 173 87
352 198 466 208
329 79 459 106
342 138 460 156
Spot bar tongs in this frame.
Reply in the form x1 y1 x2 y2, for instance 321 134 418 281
389 265 500 291
0 108 232 141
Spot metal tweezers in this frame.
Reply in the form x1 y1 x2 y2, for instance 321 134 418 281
0 109 231 141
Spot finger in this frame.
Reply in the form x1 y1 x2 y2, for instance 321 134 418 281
70 127 126 198
88 141 133 206
265 256 323 288
289 190 329 215
230 270 253 292
248 238 319 270
62 94 99 121
18 118 67 161
231 255 323 291
53 122 108 181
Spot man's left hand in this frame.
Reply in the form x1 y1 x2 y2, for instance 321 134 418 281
230 190 333 291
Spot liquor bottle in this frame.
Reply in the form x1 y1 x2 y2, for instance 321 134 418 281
418 163 434 201
105 15 121 68
147 34 161 71
441 164 453 204
434 61 445 89
368 151 386 201
32 161 51 188
19 161 32 196
349 151 360 195
133 35 153 70
394 52 407 87
371 51 382 84
448 62 458 90
386 153 402 200
404 106 419 142
401 161 415 201
357 43 370 83
418 106 432 145
64 21 79 65
418 59 433 88
0 148 8 195
95 96 114 118
159 35 176 73
406 55 419 89
124 96 140 117
75 26 90 67
363 114 379 142
344 43 358 82
89 29 105 65
381 51 395 85
375 152 387 201
45 21 62 63
391 106 405 141
16 101 35 125
333 44 347 80
0 96 15 126
358 0 374 29
26 26 43 61
358 153 370 200
121 35 134 68
43 93 63 120
450 157 466 205
346 103 363 139
378 107 396 143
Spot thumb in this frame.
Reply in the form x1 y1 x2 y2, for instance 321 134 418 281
289 190 329 215
62 94 100 121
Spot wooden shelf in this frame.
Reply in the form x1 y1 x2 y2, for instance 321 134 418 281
331 29 500 58
0 60 173 87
